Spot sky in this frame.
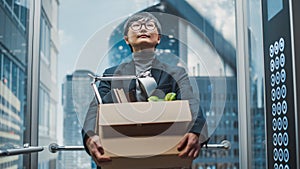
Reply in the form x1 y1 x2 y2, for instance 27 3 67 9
187 0 236 47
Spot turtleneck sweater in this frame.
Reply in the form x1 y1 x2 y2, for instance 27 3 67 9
133 51 155 101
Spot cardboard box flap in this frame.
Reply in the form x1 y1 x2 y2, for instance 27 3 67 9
98 100 191 126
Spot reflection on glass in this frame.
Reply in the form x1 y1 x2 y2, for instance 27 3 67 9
182 1 238 168
71 1 238 168
38 0 60 168
0 0 29 168
45 0 240 168
58 1 161 168
59 70 93 168
248 0 266 168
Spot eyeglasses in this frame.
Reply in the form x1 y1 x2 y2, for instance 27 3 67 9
130 21 156 31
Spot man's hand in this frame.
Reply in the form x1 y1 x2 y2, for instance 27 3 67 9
86 135 111 166
177 133 200 159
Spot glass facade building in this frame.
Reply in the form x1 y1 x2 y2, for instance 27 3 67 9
0 0 29 168
0 0 299 168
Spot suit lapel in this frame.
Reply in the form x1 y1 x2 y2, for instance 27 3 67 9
114 60 137 101
151 58 164 84
121 61 136 91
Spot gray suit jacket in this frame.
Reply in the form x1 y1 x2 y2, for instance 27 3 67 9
82 58 207 155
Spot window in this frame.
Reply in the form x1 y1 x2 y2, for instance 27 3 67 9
3 54 11 89
39 86 50 135
13 1 20 18
0 51 2 80
40 11 51 65
12 62 18 96
49 99 57 137
5 0 13 9
2 0 27 29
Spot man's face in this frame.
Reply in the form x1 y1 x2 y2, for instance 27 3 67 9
124 19 161 52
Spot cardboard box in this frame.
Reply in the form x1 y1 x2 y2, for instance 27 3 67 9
97 100 193 169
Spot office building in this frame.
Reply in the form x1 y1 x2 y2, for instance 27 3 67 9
59 70 93 168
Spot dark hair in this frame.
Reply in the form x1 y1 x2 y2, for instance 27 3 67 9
123 12 162 36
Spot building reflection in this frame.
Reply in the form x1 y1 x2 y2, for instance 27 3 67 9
58 70 94 168
0 0 28 168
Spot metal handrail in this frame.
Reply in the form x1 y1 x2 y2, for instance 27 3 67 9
204 140 231 150
49 143 85 153
88 74 137 81
0 140 230 156
48 140 231 154
0 144 44 156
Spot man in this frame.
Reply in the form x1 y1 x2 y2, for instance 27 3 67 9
82 12 208 168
